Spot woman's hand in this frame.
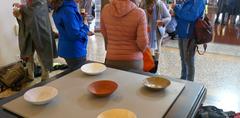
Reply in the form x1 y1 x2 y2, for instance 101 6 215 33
88 31 94 36
13 7 21 19
171 3 176 9
169 9 175 16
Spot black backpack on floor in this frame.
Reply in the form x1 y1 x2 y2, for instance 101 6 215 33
196 106 235 118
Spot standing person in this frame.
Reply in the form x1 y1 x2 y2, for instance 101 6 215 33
172 0 205 81
50 0 89 69
215 0 228 24
101 0 148 71
13 0 55 81
76 0 95 23
231 0 240 24
139 0 171 72
79 0 93 16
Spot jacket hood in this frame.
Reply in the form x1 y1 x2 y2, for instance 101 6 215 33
62 0 77 9
109 0 137 17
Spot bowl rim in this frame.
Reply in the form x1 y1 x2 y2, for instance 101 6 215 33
23 86 58 103
143 76 171 89
81 62 107 75
88 80 118 96
97 108 137 118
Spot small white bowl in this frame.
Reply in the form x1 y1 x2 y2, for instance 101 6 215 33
24 86 58 105
81 63 107 75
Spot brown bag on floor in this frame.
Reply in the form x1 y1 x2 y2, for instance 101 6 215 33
0 62 25 87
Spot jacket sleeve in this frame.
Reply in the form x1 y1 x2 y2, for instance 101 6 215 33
100 12 107 40
136 10 149 52
100 7 108 50
174 0 205 22
63 10 89 42
158 1 171 26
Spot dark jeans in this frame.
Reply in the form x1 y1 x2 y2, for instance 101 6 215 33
178 38 196 81
65 57 86 69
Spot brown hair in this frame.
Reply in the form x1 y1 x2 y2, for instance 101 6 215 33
49 0 64 11
146 0 156 7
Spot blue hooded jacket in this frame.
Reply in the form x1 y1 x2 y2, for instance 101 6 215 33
174 0 205 39
53 0 89 58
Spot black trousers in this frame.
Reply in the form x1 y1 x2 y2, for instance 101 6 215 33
65 57 86 69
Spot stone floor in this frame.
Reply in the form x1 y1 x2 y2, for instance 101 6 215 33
87 33 240 112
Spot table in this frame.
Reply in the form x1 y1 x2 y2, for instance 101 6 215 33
0 67 206 118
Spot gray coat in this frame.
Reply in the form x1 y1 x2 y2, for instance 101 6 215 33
17 0 56 69
79 0 92 15
140 0 171 50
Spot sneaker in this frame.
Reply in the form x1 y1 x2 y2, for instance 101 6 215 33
168 32 176 40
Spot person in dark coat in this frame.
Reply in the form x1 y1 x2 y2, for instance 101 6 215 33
13 0 56 81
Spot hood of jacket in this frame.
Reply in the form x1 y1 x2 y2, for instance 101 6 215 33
109 0 137 17
61 0 78 10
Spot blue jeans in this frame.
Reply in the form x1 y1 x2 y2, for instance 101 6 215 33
178 38 196 81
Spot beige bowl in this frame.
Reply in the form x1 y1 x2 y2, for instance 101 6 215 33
143 76 171 90
24 86 58 105
97 108 137 118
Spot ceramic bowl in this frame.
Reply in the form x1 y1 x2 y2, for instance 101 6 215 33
81 63 107 75
24 86 58 105
143 76 171 90
97 108 137 118
88 80 118 97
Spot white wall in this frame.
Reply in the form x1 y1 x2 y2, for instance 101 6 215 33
0 0 20 66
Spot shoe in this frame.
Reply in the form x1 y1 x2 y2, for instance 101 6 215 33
41 71 49 81
168 32 176 40
215 20 220 24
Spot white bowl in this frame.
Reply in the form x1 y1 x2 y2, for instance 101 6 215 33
81 63 107 75
24 86 58 105
97 108 137 118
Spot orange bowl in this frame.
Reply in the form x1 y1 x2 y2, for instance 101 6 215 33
88 80 118 97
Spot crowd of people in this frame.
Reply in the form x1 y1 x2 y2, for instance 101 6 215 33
215 0 240 24
12 0 206 82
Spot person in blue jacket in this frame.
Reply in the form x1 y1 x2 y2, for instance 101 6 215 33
49 0 89 69
172 0 205 81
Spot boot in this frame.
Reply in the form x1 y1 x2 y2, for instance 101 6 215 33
41 67 49 81
37 56 49 81
26 58 34 80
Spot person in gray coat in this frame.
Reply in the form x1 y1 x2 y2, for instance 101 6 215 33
13 0 56 81
139 0 171 63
